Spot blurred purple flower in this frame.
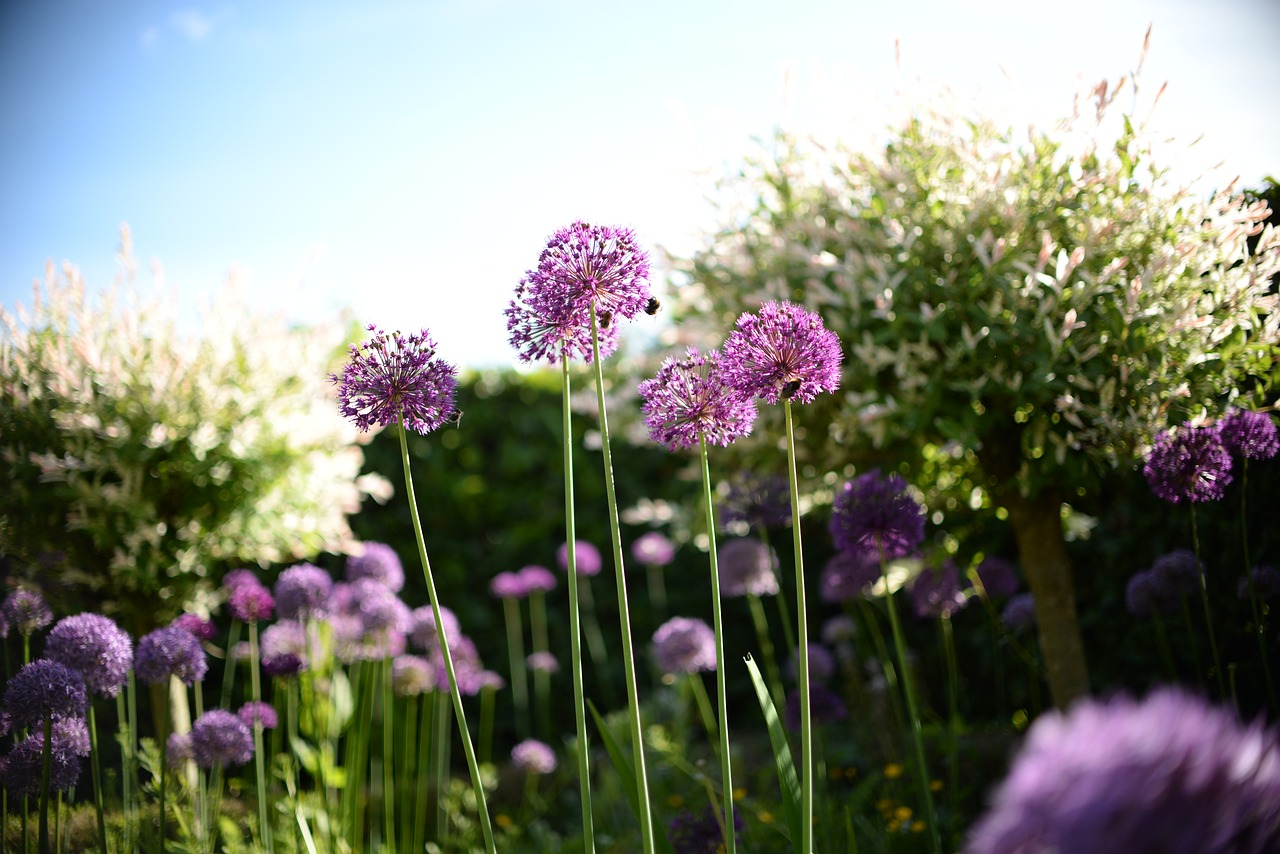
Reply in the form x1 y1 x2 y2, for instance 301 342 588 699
190 709 254 768
44 613 133 698
409 605 460 651
2 660 87 729
719 300 842 405
511 738 558 775
1 718 90 796
348 578 412 634
829 470 926 560
1219 408 1279 461
170 613 217 642
346 542 405 592
638 347 757 451
526 651 559 673
967 688 1280 854
1144 423 1233 504
0 589 52 639
134 625 208 686
261 653 305 679
429 634 486 696
908 561 969 620
1239 565 1280 602
784 684 848 731
717 538 779 598
517 565 557 593
821 614 858 646
787 642 835 683
166 732 193 766
237 701 278 730
260 621 309 668
975 556 1020 599
652 617 716 676
1151 549 1201 597
820 549 881 603
391 655 436 696
718 472 792 531
557 540 602 577
668 804 743 854
330 324 458 435
221 568 261 592
489 571 528 600
1001 593 1037 635
274 563 334 621
228 583 275 623
632 532 676 567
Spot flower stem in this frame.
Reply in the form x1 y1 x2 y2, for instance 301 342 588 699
562 356 597 852
782 400 812 853
700 434 736 854
381 658 395 853
86 702 107 854
1190 507 1227 701
529 589 553 740
397 424 496 854
248 620 273 853
589 304 655 853
746 595 786 715
503 597 531 739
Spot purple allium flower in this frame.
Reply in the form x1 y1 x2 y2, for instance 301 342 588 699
829 470 926 560
221 568 261 592
170 613 217 642
975 556 1020 599
632 531 676 566
787 642 835 683
1002 593 1037 635
1219 408 1279 461
134 626 208 686
348 578 412 634
718 472 793 531
1143 423 1233 504
345 542 405 592
908 561 969 620
260 620 309 667
638 347 757 451
966 688 1280 854
237 701 278 730
44 613 133 698
1124 569 1164 620
274 563 334 621
557 540 602 577
505 276 620 365
166 732 193 766
517 565 557 593
229 583 275 623
409 605 461 650
477 670 505 691
330 324 459 435
652 617 717 676
1239 565 1280 602
719 300 842 405
526 651 560 673
1151 549 1201 598
784 684 848 731
489 571 528 600
190 709 255 768
391 655 436 696
511 738 558 775
820 549 881 603
717 538 780 598
2 660 87 729
0 589 52 639
262 653 305 679
668 805 744 854
1 718 90 796
429 634 486 695
524 221 652 324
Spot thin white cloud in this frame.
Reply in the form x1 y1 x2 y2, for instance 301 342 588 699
171 9 215 42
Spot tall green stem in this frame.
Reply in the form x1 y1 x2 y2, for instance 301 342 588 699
529 589 553 741
397 423 496 853
1190 507 1227 701
699 435 736 854
380 658 395 853
86 703 107 854
248 620 273 853
589 304 654 852
561 356 596 852
503 596 530 739
781 400 813 853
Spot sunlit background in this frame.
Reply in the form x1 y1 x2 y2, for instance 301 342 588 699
2 0 1277 368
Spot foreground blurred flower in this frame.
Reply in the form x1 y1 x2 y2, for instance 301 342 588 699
517 565 557 593
652 617 717 676
511 739 558 775
829 471 926 560
44 613 133 698
1219 408 1279 461
0 589 53 639
190 709 254 768
228 582 275 624
134 625 208 685
526 651 559 674
1143 423 1233 504
391 655 436 696
330 324 458 434
719 300 842 405
489 571 528 600
967 688 1280 853
639 347 757 450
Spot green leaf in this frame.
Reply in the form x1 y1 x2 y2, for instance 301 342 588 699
744 654 803 848
586 700 675 854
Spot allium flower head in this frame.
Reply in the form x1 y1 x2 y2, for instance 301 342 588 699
820 549 880 603
975 556 1020 599
0 589 52 639
166 732 193 766
526 651 559 673
3 660 87 729
966 688 1280 854
274 564 334 621
557 540 602 577
908 561 969 620
261 653 305 679
171 613 217 642
345 542 405 592
1124 569 1164 620
719 300 842 405
410 605 460 651
505 276 620 365
489 571 528 600
632 531 676 566
718 472 792 531
1219 408 1279 461
511 738 558 775
261 620 309 667
1 718 90 796
237 701 278 730
526 221 652 322
1143 423 1233 504
829 470 926 560
787 642 835 683
190 709 255 768
429 634 486 695
1151 549 1201 597
221 568 261 592
134 626 208 686
1002 593 1037 635
638 347 757 450
1239 565 1280 602
784 684 848 731
348 578 412 634
331 324 458 435
652 617 717 676
517 564 557 593
391 655 436 696
717 538 780 598
229 583 275 623
44 613 133 698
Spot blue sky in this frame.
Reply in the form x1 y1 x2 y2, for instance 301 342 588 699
2 0 1277 367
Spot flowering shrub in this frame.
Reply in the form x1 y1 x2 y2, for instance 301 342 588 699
0 228 381 630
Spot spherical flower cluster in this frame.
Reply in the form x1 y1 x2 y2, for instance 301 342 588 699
652 617 717 676
1143 423 1233 504
274 564 334 621
908 562 969 620
237 701 278 730
2 660 87 729
719 300 842 405
787 642 836 683
261 653 305 679
0 589 53 639
331 324 458 434
134 626 208 686
221 568 261 592
410 605 460 650
348 578 412 634
510 738 558 775
668 805 743 854
974 556 1020 599
718 472 792 531
489 571 528 600
638 347 758 451
506 276 620 365
1001 593 1037 635
261 620 310 668
631 532 676 567
1219 408 1279 461
429 634 487 696
1126 550 1201 619
346 542 405 592
717 538 780 598
170 613 217 642
229 582 275 623
190 709 255 768
1 718 91 796
526 651 559 673
966 688 1280 854
784 684 848 731
557 540 602 577
166 732 194 766
517 565 557 593
391 655 436 696
820 549 881 603
44 613 133 699
829 470 926 560
1239 565 1280 602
